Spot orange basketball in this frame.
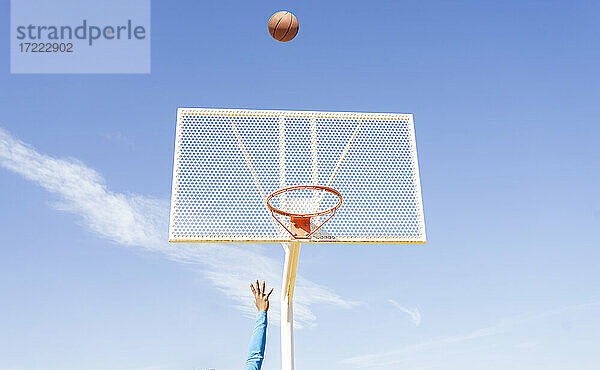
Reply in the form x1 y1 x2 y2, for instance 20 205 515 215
268 11 299 42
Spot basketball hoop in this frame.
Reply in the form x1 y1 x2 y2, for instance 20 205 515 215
266 185 342 240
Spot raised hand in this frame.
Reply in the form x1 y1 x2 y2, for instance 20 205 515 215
250 280 274 312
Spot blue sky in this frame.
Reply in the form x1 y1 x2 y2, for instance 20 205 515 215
1 0 599 369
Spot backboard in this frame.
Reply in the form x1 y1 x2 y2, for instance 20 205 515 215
169 108 426 243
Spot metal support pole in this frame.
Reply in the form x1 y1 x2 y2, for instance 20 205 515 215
280 241 300 370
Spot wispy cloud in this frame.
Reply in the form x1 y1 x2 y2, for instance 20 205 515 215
388 299 421 326
0 128 360 328
342 300 600 368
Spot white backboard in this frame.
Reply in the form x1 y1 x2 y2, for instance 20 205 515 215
169 108 426 243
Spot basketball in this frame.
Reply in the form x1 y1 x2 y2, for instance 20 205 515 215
268 11 299 42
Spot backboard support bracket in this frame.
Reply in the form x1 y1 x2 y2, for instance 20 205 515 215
290 216 311 239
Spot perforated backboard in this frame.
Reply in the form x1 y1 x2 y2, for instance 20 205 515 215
169 108 426 243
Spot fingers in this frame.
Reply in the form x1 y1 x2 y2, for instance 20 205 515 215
252 280 273 299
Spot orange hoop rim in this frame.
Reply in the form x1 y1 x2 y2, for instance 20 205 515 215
266 185 343 218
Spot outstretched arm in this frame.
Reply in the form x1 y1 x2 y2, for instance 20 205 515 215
244 280 274 370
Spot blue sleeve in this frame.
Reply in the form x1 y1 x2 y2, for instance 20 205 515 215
244 311 268 370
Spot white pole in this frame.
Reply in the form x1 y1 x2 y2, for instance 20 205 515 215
280 241 300 370
280 242 293 370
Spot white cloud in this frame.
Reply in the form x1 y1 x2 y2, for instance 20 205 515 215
0 128 360 328
388 299 421 326
342 300 600 369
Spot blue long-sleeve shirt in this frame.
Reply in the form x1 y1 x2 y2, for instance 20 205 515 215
244 311 268 370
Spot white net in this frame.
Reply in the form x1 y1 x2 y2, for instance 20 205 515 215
169 108 426 243
269 187 340 215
